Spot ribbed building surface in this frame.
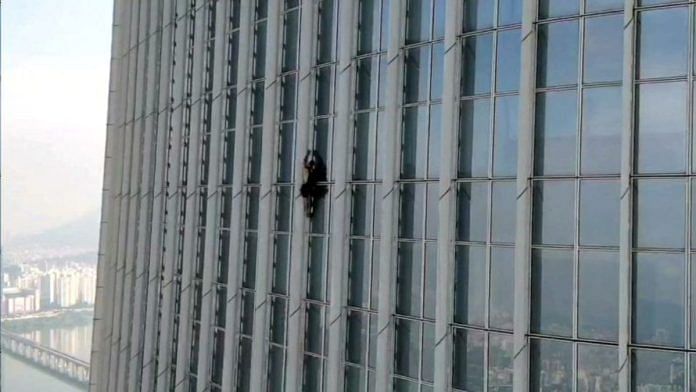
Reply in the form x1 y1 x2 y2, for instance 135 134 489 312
91 0 696 391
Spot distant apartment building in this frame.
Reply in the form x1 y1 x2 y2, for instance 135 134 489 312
2 287 39 316
91 0 696 392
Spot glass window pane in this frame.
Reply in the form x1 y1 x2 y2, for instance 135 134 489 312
577 345 619 391
693 255 696 348
462 34 493 96
356 57 378 110
424 243 437 320
498 0 522 26
637 8 689 79
463 0 494 32
277 124 295 182
581 86 622 175
493 95 518 177
530 339 573 392
307 238 326 301
404 46 430 104
396 242 423 317
454 246 486 326
354 112 377 180
394 318 420 378
357 0 381 55
535 90 578 176
452 328 485 390
579 180 620 247
531 249 573 336
490 247 514 330
456 182 489 243
346 311 368 365
586 0 623 12
282 10 299 72
539 0 579 19
635 81 687 174
405 0 431 43
578 250 619 341
584 14 623 83
533 180 575 246
496 29 521 93
431 43 444 100
348 239 371 308
351 185 373 237
459 99 491 178
633 252 685 348
421 323 435 382
317 0 335 63
402 106 429 179
425 184 439 240
634 179 686 249
400 183 425 239
253 22 267 79
428 104 442 179
632 349 685 391
316 67 332 115
537 21 579 88
491 181 516 244
281 75 297 121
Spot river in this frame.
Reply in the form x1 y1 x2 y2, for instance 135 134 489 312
1 318 92 391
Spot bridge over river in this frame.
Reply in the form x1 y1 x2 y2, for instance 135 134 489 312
1 330 90 387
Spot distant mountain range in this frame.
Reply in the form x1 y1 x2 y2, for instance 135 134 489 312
6 210 101 252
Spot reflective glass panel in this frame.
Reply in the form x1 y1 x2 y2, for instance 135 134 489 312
531 249 573 336
402 106 429 179
456 182 489 243
586 0 623 12
454 246 486 326
459 99 491 178
535 90 578 176
530 339 573 392
396 242 423 317
537 21 579 88
405 0 431 43
533 180 575 246
637 8 689 79
577 345 619 392
634 179 686 249
491 181 516 244
493 95 518 177
394 318 420 378
579 180 620 247
496 29 521 93
635 81 687 174
490 247 514 330
539 0 579 19
633 252 685 348
581 86 622 175
462 34 493 96
404 46 431 104
632 350 685 391
578 250 619 341
463 0 494 32
498 0 522 26
452 328 485 390
584 14 623 83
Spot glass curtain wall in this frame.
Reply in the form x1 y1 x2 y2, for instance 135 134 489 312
529 0 624 391
235 1 268 390
208 1 241 390
302 1 338 390
631 0 696 390
267 1 301 390
452 0 521 390
344 0 389 391
392 1 445 390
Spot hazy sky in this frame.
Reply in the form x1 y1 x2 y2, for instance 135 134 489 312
2 1 113 241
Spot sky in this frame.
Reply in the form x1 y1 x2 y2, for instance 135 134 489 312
2 0 114 242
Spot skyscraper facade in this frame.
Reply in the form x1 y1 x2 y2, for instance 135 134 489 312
90 0 696 391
